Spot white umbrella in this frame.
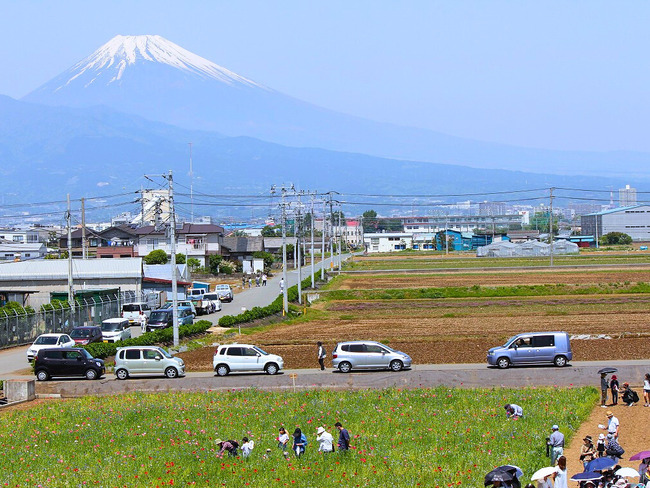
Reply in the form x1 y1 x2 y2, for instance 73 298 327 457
531 467 556 481
615 467 640 478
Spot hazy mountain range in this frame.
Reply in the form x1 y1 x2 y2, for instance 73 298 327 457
1 35 648 216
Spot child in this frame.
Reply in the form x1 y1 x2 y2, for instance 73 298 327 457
241 437 254 457
596 433 606 458
610 375 619 405
277 427 289 450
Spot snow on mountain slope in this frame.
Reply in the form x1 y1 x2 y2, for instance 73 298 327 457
53 35 263 90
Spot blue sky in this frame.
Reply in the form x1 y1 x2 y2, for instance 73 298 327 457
1 1 648 152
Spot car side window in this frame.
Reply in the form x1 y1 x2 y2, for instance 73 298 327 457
340 344 349 352
45 350 63 360
243 348 258 357
532 335 555 347
125 349 140 360
228 347 242 356
365 345 383 353
349 344 364 353
143 349 161 360
513 338 531 348
65 351 82 360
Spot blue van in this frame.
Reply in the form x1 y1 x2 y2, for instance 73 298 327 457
487 331 572 369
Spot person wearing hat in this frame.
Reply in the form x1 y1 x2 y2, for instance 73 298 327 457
547 425 564 466
315 426 334 453
596 433 606 458
601 410 620 439
605 433 624 461
580 435 596 468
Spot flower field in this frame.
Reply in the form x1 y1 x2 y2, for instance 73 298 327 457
0 387 596 487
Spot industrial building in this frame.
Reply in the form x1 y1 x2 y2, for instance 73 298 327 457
580 205 650 242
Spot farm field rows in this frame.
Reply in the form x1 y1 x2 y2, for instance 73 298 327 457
180 252 650 371
0 388 596 487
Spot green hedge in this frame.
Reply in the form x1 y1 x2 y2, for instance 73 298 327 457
218 273 323 327
83 320 212 359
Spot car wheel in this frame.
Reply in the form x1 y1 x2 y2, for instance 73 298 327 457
215 365 230 377
338 361 352 373
265 363 279 375
389 359 404 372
36 370 49 381
554 355 568 367
497 357 510 369
85 369 98 380
164 367 178 378
116 368 129 380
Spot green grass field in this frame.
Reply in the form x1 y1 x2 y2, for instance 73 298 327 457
0 387 597 487
344 253 650 270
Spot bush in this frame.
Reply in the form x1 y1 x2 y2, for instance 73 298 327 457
84 320 212 359
143 249 168 265
1 301 35 315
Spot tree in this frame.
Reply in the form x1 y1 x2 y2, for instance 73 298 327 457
253 251 274 270
175 253 186 264
231 230 247 237
261 225 282 237
187 257 201 271
600 232 632 245
143 249 168 264
331 210 346 226
362 210 378 231
209 254 223 275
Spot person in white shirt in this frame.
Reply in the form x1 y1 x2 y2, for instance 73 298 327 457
277 427 289 451
553 455 568 488
241 437 254 457
316 426 334 453
601 410 620 439
504 403 523 419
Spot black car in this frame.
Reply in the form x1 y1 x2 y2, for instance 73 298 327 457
69 326 103 346
34 347 105 381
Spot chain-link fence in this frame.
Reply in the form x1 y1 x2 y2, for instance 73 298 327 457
0 291 150 348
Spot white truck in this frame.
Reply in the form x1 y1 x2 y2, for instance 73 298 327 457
187 288 219 315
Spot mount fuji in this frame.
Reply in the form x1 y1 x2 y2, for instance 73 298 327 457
22 35 650 178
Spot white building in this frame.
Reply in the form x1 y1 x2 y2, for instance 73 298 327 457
363 233 413 253
619 185 637 207
581 205 650 241
0 243 47 261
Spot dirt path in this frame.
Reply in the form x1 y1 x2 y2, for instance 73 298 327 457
564 391 650 481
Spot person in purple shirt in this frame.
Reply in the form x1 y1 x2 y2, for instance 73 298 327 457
335 422 350 451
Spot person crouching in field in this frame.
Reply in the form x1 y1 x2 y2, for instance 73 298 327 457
504 403 523 419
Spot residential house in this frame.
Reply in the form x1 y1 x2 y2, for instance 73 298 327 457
135 223 225 267
363 233 413 253
0 243 47 261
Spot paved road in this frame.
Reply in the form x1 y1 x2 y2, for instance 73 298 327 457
0 253 348 378
21 360 650 398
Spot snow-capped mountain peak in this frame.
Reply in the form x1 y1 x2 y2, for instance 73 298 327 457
58 34 262 90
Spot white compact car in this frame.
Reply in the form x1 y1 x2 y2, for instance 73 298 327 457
114 346 185 379
213 343 283 376
100 318 132 343
26 333 75 362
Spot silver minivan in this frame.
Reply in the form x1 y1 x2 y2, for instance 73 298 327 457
114 346 185 379
332 340 412 373
487 331 572 369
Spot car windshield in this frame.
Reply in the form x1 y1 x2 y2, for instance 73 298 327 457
149 311 169 322
216 285 229 290
379 344 396 352
101 322 121 332
253 346 269 355
70 329 92 338
34 336 58 345
204 294 219 300
81 349 93 359
504 336 519 347
122 304 142 312
164 301 190 307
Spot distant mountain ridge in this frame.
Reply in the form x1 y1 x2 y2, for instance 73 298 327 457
23 35 650 179
0 95 638 219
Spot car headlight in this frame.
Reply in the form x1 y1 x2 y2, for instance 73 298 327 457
95 361 102 367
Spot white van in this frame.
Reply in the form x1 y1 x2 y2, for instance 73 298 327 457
121 302 152 326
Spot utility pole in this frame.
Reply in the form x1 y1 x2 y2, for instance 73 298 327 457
549 187 555 266
337 202 342 274
281 188 288 315
166 170 179 347
81 197 87 259
321 200 326 280
189 142 194 224
310 195 315 288
296 193 302 304
66 194 75 316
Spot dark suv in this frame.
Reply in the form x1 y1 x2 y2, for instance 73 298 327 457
34 347 105 381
